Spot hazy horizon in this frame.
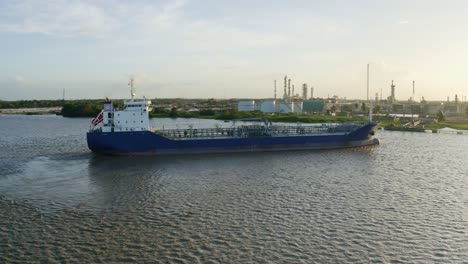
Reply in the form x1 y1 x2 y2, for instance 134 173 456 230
1 0 468 101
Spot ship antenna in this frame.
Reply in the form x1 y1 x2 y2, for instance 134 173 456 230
128 78 136 101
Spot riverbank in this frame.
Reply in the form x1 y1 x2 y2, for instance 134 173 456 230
2 102 467 130
376 117 468 131
0 107 62 115
3 108 468 131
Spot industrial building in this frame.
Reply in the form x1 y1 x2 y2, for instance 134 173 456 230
238 77 467 119
237 75 325 114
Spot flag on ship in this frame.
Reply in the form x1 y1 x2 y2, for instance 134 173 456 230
91 111 104 126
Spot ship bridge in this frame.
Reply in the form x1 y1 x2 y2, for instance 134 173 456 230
92 78 152 133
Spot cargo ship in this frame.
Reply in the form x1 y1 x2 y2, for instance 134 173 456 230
87 81 379 155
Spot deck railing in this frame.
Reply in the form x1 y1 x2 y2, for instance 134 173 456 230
156 123 363 139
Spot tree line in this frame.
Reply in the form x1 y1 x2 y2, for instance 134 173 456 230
0 100 65 109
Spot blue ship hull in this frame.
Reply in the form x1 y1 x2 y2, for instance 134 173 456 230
87 123 379 155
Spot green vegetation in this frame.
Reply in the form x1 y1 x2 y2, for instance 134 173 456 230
4 99 468 130
361 102 367 112
0 100 65 109
424 121 468 131
150 107 207 118
151 107 366 123
60 100 125 117
61 102 102 117
173 109 365 123
257 113 363 123
436 110 445 122
375 114 468 131
372 116 395 128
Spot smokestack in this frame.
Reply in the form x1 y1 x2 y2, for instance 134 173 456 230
367 63 370 101
283 76 287 99
274 80 277 100
310 86 314 99
292 84 295 99
288 79 291 98
302 83 308 99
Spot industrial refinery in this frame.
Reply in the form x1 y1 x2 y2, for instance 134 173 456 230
238 75 322 114
237 76 467 119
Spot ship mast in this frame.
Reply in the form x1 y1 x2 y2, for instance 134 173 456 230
128 78 136 101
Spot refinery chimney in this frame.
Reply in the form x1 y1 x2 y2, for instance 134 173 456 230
367 64 370 101
302 83 308 99
274 80 277 100
283 76 287 99
288 79 291 98
390 80 396 103
310 86 314 99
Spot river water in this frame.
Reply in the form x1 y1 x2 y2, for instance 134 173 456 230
0 115 467 263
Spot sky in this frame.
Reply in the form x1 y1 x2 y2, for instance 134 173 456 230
1 0 468 101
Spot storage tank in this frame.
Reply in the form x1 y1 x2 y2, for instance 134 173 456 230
293 101 303 113
278 102 294 113
260 100 276 113
238 100 256 112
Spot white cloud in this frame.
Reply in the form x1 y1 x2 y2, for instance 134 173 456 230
156 0 188 29
130 0 188 32
0 0 117 36
6 2 462 100
0 0 190 37
181 20 290 51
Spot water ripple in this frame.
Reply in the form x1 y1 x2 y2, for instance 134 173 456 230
0 117 467 262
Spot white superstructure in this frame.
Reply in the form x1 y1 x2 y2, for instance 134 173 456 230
93 79 152 133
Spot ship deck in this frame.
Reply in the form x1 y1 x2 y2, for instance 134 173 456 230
155 123 364 140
